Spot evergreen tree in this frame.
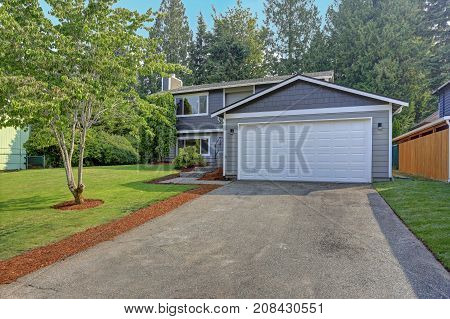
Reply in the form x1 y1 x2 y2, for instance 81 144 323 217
189 13 210 85
423 0 449 88
323 0 432 135
151 0 193 66
143 0 192 93
206 0 267 82
264 0 321 75
302 28 332 73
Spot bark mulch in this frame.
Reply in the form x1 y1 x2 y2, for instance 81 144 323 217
0 184 220 284
53 199 104 211
200 168 226 181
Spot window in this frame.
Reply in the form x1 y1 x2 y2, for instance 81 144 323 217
177 138 209 155
175 94 208 116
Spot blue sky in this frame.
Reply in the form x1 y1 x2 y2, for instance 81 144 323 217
115 0 333 29
40 0 333 33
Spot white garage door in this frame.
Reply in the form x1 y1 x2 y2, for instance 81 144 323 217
238 118 372 183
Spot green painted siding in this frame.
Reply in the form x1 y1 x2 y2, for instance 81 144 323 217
0 127 29 170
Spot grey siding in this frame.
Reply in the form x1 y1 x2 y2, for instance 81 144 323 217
438 86 450 117
225 90 253 106
175 90 224 131
225 111 390 180
233 81 382 114
254 83 274 93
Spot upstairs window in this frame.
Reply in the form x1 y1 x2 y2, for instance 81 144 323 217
175 94 208 117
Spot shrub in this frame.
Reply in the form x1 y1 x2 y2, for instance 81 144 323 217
84 131 139 166
173 146 206 169
25 128 139 167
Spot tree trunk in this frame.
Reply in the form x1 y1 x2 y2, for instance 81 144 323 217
73 187 84 205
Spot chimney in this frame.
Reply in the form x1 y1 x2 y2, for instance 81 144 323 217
161 74 183 91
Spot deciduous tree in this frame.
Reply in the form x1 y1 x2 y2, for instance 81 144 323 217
0 0 179 203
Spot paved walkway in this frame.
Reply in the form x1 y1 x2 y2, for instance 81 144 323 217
1 181 449 298
158 177 230 185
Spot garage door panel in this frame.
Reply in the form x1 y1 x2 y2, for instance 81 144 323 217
238 119 372 183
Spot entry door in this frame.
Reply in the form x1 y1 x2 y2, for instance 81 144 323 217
238 118 372 183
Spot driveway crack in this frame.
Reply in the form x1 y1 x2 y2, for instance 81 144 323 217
26 283 59 293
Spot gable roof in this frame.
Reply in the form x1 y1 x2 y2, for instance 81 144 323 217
170 71 334 94
211 74 409 117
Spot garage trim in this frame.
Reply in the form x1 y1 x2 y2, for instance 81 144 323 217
225 104 390 119
237 117 373 183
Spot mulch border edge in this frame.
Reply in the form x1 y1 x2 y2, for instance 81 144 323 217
0 184 220 284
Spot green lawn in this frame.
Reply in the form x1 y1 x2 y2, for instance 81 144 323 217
375 179 450 269
0 165 193 260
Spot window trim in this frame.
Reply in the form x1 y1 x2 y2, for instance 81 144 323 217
175 92 209 118
176 136 211 156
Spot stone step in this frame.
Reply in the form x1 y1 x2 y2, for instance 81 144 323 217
179 171 205 178
193 166 215 173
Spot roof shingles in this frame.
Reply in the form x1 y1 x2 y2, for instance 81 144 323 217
170 71 334 94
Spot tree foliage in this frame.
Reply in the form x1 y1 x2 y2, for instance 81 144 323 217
264 0 321 75
322 0 433 135
205 0 267 82
138 92 177 163
0 0 178 203
151 0 192 66
188 13 210 85
422 0 449 88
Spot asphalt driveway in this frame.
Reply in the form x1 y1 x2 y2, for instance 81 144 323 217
1 181 449 298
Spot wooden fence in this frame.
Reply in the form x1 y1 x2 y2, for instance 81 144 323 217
398 128 449 181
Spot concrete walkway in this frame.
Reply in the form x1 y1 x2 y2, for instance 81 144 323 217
1 181 449 298
158 177 230 185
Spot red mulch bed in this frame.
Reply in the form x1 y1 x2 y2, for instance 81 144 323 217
53 199 104 211
200 168 226 181
0 184 220 284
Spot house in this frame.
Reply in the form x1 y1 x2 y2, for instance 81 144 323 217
393 80 450 182
0 126 29 170
165 71 408 183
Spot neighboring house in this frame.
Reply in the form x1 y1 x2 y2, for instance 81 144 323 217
165 71 408 183
393 81 450 182
0 126 29 170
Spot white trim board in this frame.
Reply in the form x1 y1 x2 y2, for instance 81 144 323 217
211 75 408 117
173 80 286 95
225 105 391 119
177 129 223 134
